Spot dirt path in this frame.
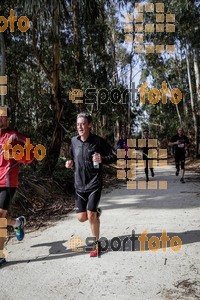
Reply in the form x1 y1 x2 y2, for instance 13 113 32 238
1 163 200 300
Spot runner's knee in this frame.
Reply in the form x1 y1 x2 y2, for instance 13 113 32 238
77 213 87 222
87 211 97 222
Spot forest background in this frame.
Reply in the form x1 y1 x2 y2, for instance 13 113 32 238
0 0 199 227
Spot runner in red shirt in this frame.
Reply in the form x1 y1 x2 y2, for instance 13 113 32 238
0 106 34 267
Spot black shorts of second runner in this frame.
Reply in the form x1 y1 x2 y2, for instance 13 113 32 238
75 188 102 213
0 188 16 210
175 152 185 169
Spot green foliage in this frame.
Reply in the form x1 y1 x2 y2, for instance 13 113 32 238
1 0 199 170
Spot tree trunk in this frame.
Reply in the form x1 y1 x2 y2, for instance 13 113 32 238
193 48 200 110
182 93 189 117
71 0 85 112
166 78 182 125
127 49 134 138
115 118 120 147
101 114 107 138
42 0 62 174
0 32 6 106
111 23 118 86
180 46 189 117
193 48 200 155
185 47 199 157
72 0 80 84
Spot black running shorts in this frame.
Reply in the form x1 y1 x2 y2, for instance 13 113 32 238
75 188 102 213
175 152 185 169
0 188 16 210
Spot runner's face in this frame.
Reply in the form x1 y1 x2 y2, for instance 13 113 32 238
77 117 92 139
0 116 9 129
178 128 183 136
143 131 149 139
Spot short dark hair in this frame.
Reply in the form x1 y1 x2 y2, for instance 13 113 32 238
143 129 149 133
77 112 92 124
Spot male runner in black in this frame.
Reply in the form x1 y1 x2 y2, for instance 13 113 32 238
169 128 189 183
65 112 117 257
142 129 154 182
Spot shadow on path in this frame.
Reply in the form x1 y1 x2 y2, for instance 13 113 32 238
2 229 199 268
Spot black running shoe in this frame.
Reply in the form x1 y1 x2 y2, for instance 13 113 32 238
151 169 154 177
180 177 185 183
0 258 6 267
176 170 179 176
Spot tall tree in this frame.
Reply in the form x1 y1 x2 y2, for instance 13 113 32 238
0 32 6 106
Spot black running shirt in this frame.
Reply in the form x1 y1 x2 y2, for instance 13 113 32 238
170 134 189 154
70 133 117 192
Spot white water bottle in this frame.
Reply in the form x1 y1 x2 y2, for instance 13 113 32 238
93 152 99 169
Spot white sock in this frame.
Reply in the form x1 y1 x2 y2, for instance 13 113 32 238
13 219 21 228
